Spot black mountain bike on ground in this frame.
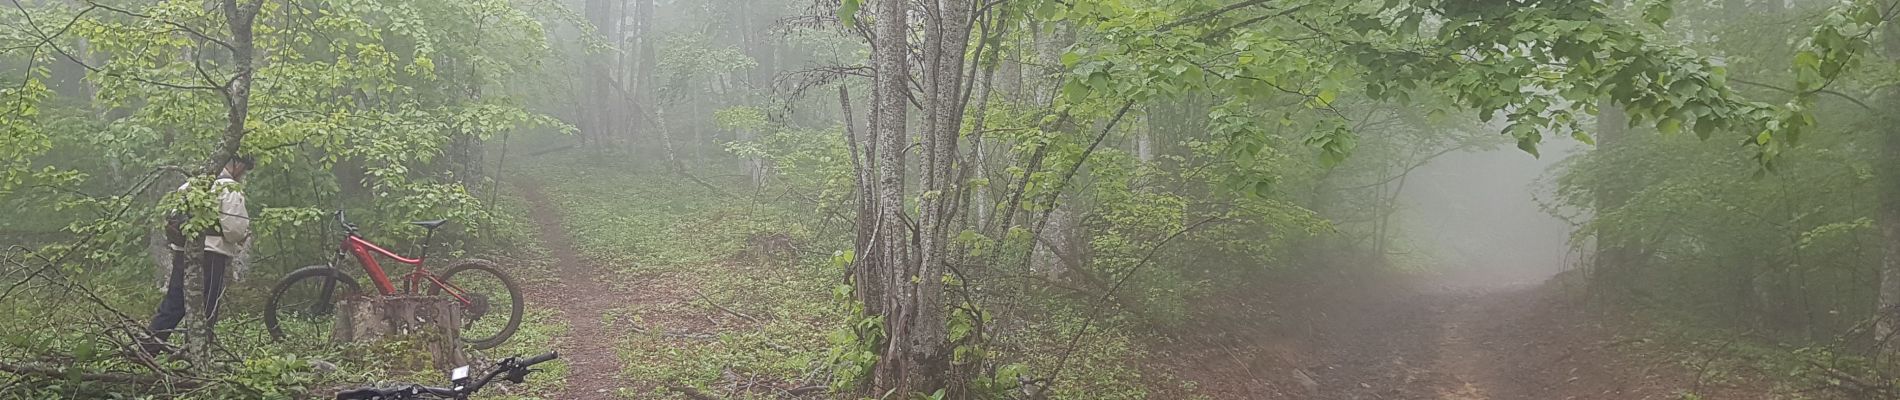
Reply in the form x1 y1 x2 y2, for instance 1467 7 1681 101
335 352 559 399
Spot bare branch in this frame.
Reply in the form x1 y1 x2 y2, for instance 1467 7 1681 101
1157 0 1276 32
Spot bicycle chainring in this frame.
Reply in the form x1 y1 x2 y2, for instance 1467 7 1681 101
463 292 492 325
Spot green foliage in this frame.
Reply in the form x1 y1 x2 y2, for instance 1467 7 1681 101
825 280 883 392
527 155 842 398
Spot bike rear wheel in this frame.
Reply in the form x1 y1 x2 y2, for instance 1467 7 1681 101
430 259 524 349
264 265 362 344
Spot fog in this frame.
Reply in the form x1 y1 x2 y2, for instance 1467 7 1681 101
1396 141 1582 289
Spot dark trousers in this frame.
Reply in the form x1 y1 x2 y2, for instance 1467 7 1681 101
149 250 229 342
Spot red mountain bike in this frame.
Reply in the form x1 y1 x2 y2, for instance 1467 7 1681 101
264 211 524 349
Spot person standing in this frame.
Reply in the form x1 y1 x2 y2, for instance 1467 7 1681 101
148 156 253 348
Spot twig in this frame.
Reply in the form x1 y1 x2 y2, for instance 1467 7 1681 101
689 288 763 325
1044 216 1224 386
1728 77 1879 113
1157 0 1275 32
785 384 826 395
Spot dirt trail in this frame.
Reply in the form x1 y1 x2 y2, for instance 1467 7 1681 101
517 180 629 399
1164 273 1777 400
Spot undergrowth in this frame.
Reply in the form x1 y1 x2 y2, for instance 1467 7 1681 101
523 154 1190 399
0 179 568 399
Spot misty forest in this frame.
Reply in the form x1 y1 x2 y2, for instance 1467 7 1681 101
9 0 1900 399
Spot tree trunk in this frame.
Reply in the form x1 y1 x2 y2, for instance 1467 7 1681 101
1875 17 1900 342
866 0 913 391
634 0 656 159
172 0 264 367
582 0 624 151
633 0 655 99
333 295 468 372
1591 101 1639 301
843 86 883 315
1135 115 1154 163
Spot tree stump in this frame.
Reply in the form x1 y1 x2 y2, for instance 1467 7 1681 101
333 295 466 371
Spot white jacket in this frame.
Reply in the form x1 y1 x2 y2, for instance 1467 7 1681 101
174 177 250 257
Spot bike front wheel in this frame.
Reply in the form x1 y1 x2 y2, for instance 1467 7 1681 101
431 259 524 350
264 265 362 345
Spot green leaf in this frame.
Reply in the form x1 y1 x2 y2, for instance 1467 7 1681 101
838 0 861 26
1035 2 1066 21
1658 117 1682 135
1694 116 1718 139
1315 89 1337 106
1516 137 1541 158
1062 79 1088 102
1570 129 1596 146
1643 0 1674 27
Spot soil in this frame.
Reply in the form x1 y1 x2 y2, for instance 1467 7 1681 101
516 179 638 400
513 172 1785 399
1160 270 1786 399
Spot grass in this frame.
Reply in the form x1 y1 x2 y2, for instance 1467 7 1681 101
517 154 1191 399
524 155 842 399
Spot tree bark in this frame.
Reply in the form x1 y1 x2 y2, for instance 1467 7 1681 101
1591 101 1639 301
582 0 624 151
866 0 912 391
843 85 884 316
1874 12 1900 342
906 0 973 391
634 0 655 158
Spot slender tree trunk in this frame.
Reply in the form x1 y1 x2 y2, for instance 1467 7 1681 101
843 86 883 315
867 0 913 391
1591 102 1639 301
174 0 263 367
907 0 973 391
636 0 655 159
1875 16 1900 342
582 0 623 152
634 0 654 98
654 105 682 172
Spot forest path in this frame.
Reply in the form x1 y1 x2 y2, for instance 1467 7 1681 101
1162 272 1778 399
1289 282 1512 400
517 178 633 399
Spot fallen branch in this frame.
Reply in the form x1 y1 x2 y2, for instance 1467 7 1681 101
785 384 826 395
1806 360 1900 398
689 288 763 325
673 169 733 198
0 362 205 389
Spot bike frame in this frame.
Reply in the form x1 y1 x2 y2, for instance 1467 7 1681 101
340 234 473 305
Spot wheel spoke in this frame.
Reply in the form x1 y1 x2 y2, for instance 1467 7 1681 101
436 260 523 349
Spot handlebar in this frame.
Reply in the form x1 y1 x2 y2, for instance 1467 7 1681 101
519 352 558 367
334 352 559 400
335 210 360 235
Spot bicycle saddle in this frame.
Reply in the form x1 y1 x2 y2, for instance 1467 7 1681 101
409 219 449 230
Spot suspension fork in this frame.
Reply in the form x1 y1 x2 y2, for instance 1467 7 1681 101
315 250 349 314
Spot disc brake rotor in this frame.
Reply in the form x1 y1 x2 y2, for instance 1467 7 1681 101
463 292 492 327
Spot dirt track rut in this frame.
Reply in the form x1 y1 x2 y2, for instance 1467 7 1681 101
519 180 626 399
